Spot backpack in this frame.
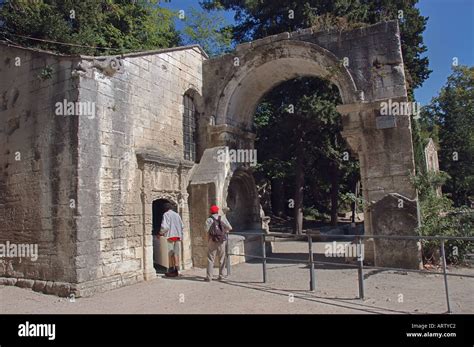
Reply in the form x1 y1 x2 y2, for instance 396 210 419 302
209 216 226 243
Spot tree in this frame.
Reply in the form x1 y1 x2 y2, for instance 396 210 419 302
413 170 473 264
181 7 232 57
0 0 180 55
413 65 474 264
254 77 352 234
420 65 474 206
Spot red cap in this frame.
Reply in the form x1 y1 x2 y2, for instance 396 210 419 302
210 205 219 214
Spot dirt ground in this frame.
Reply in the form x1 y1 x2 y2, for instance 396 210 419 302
1 241 473 314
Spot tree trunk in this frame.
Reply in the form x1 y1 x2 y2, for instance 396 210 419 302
311 179 319 212
271 178 285 217
330 161 339 226
294 127 305 234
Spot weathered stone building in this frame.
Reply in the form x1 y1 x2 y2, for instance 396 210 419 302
0 20 421 297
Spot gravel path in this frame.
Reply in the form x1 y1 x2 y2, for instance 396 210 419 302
1 242 473 314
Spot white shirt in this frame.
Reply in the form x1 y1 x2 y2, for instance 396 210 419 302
161 210 184 239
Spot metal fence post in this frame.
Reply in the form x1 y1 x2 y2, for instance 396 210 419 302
308 234 315 291
357 236 365 300
226 237 231 277
261 234 267 283
440 239 451 313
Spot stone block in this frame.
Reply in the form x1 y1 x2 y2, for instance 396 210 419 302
32 280 47 292
15 278 35 289
0 277 17 286
371 193 422 269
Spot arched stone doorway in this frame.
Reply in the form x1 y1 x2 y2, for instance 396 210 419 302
225 168 261 232
190 21 422 269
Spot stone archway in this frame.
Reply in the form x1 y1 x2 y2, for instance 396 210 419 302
190 20 422 269
225 168 261 232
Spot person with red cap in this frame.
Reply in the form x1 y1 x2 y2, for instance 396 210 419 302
205 204 232 281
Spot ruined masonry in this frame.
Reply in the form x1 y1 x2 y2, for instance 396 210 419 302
0 20 422 297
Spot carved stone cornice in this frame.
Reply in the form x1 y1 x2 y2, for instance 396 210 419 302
136 151 195 169
336 96 407 115
92 57 124 76
71 57 124 78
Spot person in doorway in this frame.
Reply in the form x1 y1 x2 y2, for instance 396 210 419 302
205 205 232 282
159 202 184 277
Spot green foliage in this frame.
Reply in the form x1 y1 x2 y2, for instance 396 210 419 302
302 206 329 222
444 210 474 263
418 192 473 264
181 8 232 57
412 171 473 264
420 66 474 206
254 77 343 170
412 170 450 200
339 191 366 212
0 0 180 55
37 65 53 80
413 67 474 265
253 77 359 217
412 114 428 175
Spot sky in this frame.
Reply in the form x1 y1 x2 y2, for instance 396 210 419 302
414 0 474 105
161 0 474 106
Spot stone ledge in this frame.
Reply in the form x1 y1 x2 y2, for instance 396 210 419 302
0 277 76 297
0 271 149 298
336 96 407 114
136 150 195 169
289 27 313 39
235 32 291 52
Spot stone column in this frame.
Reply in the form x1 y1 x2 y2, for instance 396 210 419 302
188 147 231 267
338 102 422 269
141 171 157 282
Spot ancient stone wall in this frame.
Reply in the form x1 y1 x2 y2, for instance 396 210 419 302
0 44 80 295
74 46 205 296
0 43 206 296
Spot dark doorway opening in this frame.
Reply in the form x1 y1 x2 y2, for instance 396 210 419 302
152 198 177 273
226 169 261 232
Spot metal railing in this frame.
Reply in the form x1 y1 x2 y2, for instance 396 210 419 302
225 231 474 314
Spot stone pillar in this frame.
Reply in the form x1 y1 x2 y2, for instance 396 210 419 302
189 182 215 267
188 147 231 267
339 102 422 269
371 193 422 268
339 106 376 265
141 177 157 282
